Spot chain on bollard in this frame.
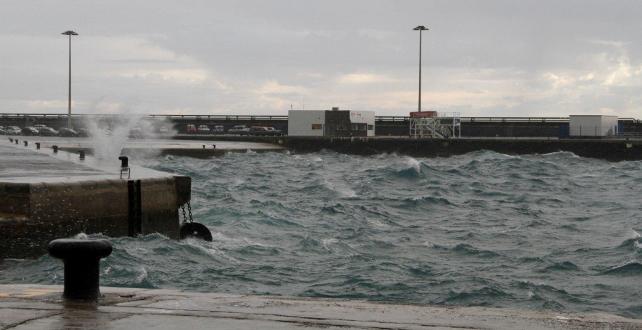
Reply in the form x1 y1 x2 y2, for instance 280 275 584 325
186 201 194 222
180 201 194 223
180 204 189 223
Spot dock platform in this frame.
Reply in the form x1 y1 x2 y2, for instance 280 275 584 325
0 284 640 329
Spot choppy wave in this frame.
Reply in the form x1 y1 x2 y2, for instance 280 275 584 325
602 262 642 275
1 150 641 318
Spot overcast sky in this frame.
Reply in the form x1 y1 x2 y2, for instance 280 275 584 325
1 0 641 117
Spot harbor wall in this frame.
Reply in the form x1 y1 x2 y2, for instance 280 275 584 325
280 137 642 161
175 135 642 161
0 172 191 259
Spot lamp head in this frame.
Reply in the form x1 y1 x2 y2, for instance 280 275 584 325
61 30 78 36
413 26 428 31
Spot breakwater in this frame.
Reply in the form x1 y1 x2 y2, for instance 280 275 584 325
173 135 642 161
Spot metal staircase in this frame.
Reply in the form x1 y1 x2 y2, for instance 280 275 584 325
409 112 461 138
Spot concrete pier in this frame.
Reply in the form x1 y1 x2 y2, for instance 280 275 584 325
0 284 640 329
20 137 285 158
0 143 190 258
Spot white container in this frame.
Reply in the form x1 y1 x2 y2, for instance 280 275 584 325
569 115 618 137
288 110 326 136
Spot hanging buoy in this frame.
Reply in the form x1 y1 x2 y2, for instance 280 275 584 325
179 222 213 241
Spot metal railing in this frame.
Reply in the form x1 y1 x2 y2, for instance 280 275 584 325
0 113 639 123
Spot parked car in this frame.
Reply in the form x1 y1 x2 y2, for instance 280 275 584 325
77 128 89 137
197 124 211 134
5 126 22 135
264 126 282 136
211 125 225 134
228 125 250 135
186 124 197 134
38 127 59 136
58 128 79 137
129 127 144 139
22 126 40 136
158 126 171 134
250 126 282 136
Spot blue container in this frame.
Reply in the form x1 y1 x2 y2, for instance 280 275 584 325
559 123 570 138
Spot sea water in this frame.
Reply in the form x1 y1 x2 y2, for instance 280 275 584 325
1 150 641 317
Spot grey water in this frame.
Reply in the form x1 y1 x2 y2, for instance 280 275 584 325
1 150 641 318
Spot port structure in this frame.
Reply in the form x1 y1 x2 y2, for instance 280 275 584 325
409 111 461 138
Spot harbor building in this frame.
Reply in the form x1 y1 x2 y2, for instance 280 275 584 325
288 108 375 137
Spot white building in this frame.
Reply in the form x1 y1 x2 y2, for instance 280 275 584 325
288 109 375 137
348 111 376 136
569 115 619 137
288 110 326 137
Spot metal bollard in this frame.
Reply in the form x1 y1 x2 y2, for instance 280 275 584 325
9 138 13 143
47 239 112 300
119 156 130 179
212 144 216 149
15 139 19 144
35 142 40 150
52 145 58 153
79 150 85 160
202 145 205 149
24 141 28 147
119 156 129 168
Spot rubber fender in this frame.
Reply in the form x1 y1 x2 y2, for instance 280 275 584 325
179 222 213 241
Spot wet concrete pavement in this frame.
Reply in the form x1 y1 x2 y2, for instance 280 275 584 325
0 284 640 329
0 143 183 183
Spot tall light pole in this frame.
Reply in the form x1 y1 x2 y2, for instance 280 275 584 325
413 25 428 112
62 30 78 128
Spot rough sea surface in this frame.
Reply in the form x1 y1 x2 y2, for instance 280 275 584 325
2 150 641 318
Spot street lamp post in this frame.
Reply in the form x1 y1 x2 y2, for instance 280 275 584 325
413 25 428 112
61 30 78 129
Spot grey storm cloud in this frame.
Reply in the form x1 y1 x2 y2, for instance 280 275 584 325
0 0 641 117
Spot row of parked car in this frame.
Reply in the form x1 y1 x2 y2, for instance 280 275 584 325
186 124 283 136
0 125 87 137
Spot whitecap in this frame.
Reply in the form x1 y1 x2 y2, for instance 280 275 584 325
403 156 421 174
321 238 338 250
322 177 358 198
135 266 148 283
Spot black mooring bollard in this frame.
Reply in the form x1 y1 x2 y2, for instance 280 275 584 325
118 156 130 179
47 239 112 300
15 139 19 144
35 142 40 150
24 141 28 147
52 145 58 153
79 150 85 160
9 138 13 143
118 156 128 168
212 144 216 149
